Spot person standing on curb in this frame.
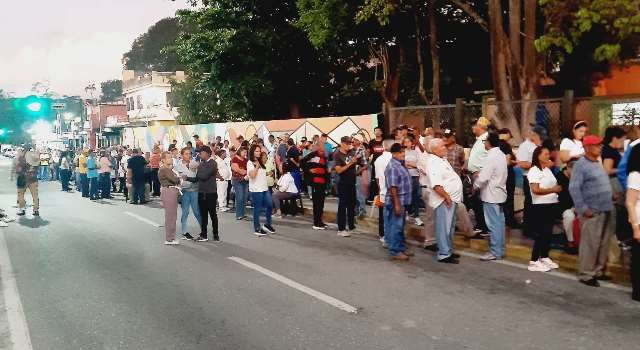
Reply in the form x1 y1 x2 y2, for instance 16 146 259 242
15 146 40 217
127 149 147 205
188 146 221 242
467 117 490 235
427 138 463 264
248 145 275 236
374 139 394 246
216 149 232 212
174 147 201 240
623 144 640 302
474 133 508 261
333 136 359 237
569 135 614 287
86 151 100 200
303 143 329 230
384 143 413 261
78 150 89 198
158 151 181 245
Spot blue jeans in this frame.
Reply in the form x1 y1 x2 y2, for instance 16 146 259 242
80 173 89 197
38 166 49 181
180 191 201 234
232 180 248 219
409 176 421 217
384 204 406 256
355 175 366 215
131 181 145 204
434 202 457 260
251 191 273 231
89 177 99 199
76 172 82 191
483 202 505 258
99 173 111 198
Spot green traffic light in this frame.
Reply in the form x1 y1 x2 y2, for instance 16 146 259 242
27 102 42 112
0 129 5 136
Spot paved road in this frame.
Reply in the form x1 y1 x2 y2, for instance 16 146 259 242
0 158 638 350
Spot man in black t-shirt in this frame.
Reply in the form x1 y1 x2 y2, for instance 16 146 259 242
368 127 384 201
127 148 147 204
333 136 359 236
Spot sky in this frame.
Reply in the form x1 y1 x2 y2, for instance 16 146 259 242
0 0 190 98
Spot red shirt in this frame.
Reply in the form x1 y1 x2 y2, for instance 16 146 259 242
231 156 248 181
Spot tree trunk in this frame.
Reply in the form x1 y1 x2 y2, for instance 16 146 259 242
509 0 522 98
428 0 440 105
415 12 428 105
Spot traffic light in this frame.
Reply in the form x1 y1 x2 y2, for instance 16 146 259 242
12 95 52 118
0 128 5 136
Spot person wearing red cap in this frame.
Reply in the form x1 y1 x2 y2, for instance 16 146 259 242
569 135 615 287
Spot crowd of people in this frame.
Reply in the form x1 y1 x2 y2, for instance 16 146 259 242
3 117 639 302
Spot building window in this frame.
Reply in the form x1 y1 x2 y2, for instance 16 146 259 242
125 98 130 111
136 96 143 109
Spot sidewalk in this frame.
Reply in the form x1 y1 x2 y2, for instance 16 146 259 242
298 195 632 286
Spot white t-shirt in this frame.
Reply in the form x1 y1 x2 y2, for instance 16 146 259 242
527 166 559 204
627 172 640 223
374 152 392 203
426 154 463 208
247 161 268 192
404 148 420 177
516 139 538 176
277 173 298 193
559 138 584 158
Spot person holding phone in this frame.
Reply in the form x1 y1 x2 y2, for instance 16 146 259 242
333 136 358 237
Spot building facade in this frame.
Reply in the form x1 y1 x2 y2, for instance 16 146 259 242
122 70 184 127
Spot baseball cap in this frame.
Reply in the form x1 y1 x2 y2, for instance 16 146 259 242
582 135 602 147
340 136 352 144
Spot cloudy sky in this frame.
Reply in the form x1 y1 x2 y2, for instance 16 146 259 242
0 0 190 97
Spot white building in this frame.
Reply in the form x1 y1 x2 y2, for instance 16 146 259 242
122 70 185 126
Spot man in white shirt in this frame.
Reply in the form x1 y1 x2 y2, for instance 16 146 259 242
467 117 490 234
427 138 463 264
215 149 232 211
474 133 508 261
374 139 394 244
417 137 436 251
516 125 545 236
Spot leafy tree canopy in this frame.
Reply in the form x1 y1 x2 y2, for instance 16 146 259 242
123 17 181 72
100 79 123 103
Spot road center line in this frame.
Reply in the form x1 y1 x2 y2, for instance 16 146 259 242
0 230 34 350
124 211 163 227
228 256 358 314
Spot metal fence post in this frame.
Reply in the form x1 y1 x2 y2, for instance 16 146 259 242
454 98 465 145
561 90 574 138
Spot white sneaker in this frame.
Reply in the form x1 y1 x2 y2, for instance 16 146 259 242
2 217 15 222
380 237 388 248
312 225 326 230
164 240 179 245
480 253 498 261
414 217 424 226
0 221 8 228
540 257 559 269
528 260 551 272
337 231 351 237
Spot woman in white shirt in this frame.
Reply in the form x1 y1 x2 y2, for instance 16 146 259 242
248 145 275 236
272 163 299 218
559 121 588 163
527 145 563 272
624 145 640 302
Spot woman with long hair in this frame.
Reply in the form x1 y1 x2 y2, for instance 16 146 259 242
527 146 563 272
559 121 588 163
624 144 640 301
231 147 249 220
158 151 181 245
247 145 275 236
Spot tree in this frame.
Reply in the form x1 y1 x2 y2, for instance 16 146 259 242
122 17 181 72
100 79 123 103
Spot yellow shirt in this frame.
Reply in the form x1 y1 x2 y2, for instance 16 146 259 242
78 154 88 174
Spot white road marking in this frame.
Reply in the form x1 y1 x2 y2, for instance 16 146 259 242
124 211 163 227
457 250 632 292
228 256 358 314
0 230 34 350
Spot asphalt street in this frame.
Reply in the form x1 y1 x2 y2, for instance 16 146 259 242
0 157 639 350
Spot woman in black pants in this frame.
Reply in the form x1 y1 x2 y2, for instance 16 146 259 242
527 146 563 273
302 143 328 230
624 145 640 302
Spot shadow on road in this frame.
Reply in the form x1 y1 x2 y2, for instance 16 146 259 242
17 216 50 228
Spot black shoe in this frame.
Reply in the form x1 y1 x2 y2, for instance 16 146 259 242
451 253 460 259
263 225 276 234
596 275 612 282
33 211 39 217
212 236 221 242
438 256 459 264
348 226 356 231
181 233 195 240
423 244 438 252
579 278 600 287
632 294 640 302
